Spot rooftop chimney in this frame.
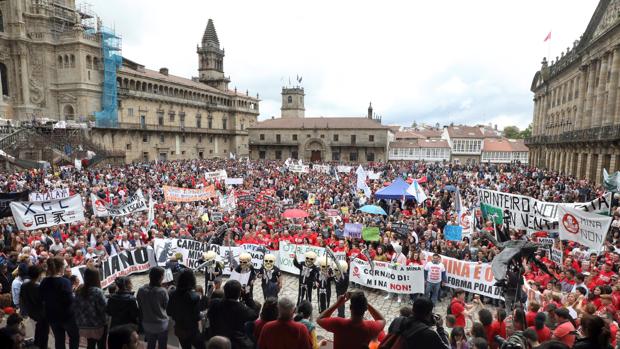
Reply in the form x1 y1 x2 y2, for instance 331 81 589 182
159 68 169 76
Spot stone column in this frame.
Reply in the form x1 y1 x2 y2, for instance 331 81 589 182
576 67 587 129
583 61 598 129
605 48 620 125
593 55 609 128
610 151 618 172
595 152 604 185
20 54 30 107
585 152 593 180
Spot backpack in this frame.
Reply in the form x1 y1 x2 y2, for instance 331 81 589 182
378 321 428 349
446 300 454 316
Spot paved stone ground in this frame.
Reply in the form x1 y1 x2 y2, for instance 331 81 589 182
26 272 456 348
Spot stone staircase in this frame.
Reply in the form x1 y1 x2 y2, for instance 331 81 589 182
0 125 125 169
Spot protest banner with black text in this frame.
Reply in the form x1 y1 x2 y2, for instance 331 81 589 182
558 205 612 251
422 251 504 299
349 259 424 294
10 194 85 230
29 188 70 202
163 185 215 202
71 247 152 288
477 189 611 232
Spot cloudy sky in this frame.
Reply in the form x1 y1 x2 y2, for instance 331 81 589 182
89 0 599 130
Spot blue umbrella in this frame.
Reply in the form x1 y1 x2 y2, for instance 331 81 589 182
359 205 387 215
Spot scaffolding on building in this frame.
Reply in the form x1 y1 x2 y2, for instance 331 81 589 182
94 26 122 128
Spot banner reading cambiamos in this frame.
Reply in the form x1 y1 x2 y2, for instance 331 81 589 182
163 185 216 202
71 247 153 288
277 241 346 274
152 238 266 274
349 259 424 294
422 252 504 300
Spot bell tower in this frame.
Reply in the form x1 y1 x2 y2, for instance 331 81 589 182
281 86 305 118
197 19 230 91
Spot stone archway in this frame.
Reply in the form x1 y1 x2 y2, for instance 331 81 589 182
301 138 327 163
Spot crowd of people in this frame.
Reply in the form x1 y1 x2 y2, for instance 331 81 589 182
0 159 618 349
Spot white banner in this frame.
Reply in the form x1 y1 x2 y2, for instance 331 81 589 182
163 185 216 202
29 188 70 202
277 241 346 274
551 246 563 264
477 189 612 232
225 178 244 185
349 259 424 294
71 247 152 288
558 205 612 251
205 170 228 181
289 164 310 173
10 194 85 230
313 165 331 174
153 238 267 274
422 251 504 299
91 190 147 217
367 171 381 180
337 166 352 173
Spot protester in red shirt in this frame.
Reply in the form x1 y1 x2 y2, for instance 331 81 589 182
258 297 312 349
317 291 385 349
528 312 551 343
525 301 540 327
449 289 473 328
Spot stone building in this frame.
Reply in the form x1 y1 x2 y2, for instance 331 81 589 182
248 90 390 162
528 0 620 183
0 0 258 163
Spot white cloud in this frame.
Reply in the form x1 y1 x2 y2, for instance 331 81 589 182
87 0 600 127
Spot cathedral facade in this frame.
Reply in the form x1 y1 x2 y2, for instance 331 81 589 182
0 0 258 163
528 0 620 184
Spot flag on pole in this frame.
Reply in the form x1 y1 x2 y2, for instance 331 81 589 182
455 188 463 224
147 193 155 227
406 179 427 203
544 31 551 42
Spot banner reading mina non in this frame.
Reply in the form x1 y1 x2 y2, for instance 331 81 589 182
421 251 504 300
349 259 424 294
476 189 612 232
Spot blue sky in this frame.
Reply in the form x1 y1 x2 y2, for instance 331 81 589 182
89 0 600 130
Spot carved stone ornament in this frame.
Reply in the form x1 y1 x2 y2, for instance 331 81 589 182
593 0 620 39
29 78 45 105
59 93 77 103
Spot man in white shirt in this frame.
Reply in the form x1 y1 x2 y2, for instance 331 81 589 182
384 244 408 303
424 253 446 305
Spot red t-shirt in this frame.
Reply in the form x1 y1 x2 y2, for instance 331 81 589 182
529 325 551 343
258 319 312 349
450 299 466 327
525 311 537 327
317 317 384 349
491 320 506 339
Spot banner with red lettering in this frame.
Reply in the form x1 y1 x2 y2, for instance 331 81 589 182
422 252 504 300
349 259 424 294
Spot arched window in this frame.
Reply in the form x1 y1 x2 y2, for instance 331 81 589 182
86 55 92 69
58 56 63 68
70 55 75 68
0 10 4 32
93 57 99 70
0 63 9 96
63 105 75 121
64 55 69 68
287 96 292 103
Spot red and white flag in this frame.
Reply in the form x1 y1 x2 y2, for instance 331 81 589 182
544 31 551 42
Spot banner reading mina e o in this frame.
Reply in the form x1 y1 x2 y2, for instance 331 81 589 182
421 251 504 300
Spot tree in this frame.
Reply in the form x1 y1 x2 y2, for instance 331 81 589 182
503 125 521 139
519 124 532 139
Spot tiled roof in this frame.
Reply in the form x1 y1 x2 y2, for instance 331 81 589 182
447 126 484 138
249 117 389 130
118 65 258 100
482 138 528 152
396 129 443 139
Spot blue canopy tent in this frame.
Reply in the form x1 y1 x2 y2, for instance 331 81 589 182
374 177 415 200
